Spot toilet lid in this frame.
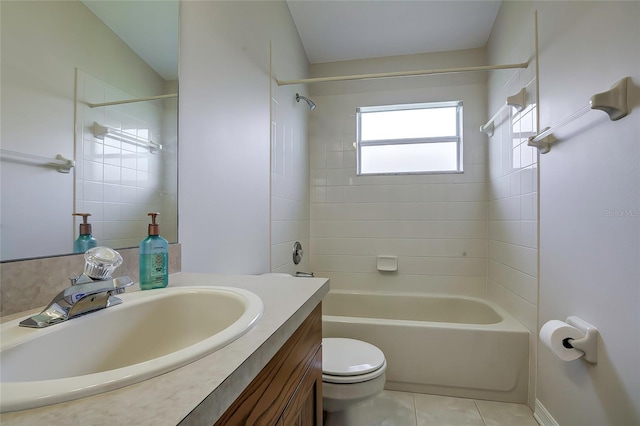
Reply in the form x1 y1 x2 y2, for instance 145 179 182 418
322 338 386 377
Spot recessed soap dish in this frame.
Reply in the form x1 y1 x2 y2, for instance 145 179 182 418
377 255 398 272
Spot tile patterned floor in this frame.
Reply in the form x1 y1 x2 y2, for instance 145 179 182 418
324 391 539 426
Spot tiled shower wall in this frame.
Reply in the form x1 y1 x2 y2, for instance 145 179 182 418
309 49 489 297
75 70 178 250
270 89 311 274
486 75 538 332
268 25 311 275
486 8 539 407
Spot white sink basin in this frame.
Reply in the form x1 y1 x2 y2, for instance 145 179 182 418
0 286 263 412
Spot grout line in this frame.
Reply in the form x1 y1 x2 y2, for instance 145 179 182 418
411 393 419 426
474 400 489 426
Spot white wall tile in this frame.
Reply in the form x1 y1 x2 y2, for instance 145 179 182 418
488 279 536 333
488 260 537 304
310 187 327 203
103 144 121 167
326 168 346 186
490 197 521 221
103 183 121 203
307 53 490 296
325 150 344 169
520 193 537 221
103 164 121 185
311 237 487 258
312 271 487 297
83 139 104 162
83 181 103 202
400 256 487 277
489 220 522 245
489 240 537 278
83 201 103 221
520 221 537 249
103 202 122 221
326 186 345 203
310 169 327 187
312 220 487 240
83 160 104 183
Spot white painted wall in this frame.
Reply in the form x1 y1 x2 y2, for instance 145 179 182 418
179 1 310 274
1 1 169 260
308 49 489 297
490 1 639 423
536 2 640 423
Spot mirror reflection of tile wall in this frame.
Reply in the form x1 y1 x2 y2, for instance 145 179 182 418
75 70 178 249
1 1 178 261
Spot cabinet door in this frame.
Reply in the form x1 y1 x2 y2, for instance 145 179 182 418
215 304 322 425
281 347 322 426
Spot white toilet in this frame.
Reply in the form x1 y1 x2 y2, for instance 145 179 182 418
321 337 387 413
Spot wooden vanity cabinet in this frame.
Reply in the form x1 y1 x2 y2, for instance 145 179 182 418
215 304 322 426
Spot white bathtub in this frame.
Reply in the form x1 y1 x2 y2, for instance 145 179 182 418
322 290 529 403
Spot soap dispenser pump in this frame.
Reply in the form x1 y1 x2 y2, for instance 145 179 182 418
139 212 169 290
73 213 97 253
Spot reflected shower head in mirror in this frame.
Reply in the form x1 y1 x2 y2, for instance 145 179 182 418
296 93 316 110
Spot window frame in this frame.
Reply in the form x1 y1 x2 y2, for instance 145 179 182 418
356 100 463 176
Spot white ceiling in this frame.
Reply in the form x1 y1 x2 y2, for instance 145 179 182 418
82 0 179 81
286 0 502 64
82 1 500 80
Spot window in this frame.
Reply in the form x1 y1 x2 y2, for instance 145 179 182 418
356 101 463 175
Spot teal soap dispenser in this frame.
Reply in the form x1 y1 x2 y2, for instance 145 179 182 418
73 213 97 253
139 212 169 290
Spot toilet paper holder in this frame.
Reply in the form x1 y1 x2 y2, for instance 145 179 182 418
562 316 598 364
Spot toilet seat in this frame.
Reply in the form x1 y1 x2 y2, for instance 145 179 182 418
322 338 386 384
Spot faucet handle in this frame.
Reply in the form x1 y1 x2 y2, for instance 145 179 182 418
110 276 134 292
84 247 123 280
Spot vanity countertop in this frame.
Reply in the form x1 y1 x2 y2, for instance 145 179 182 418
0 272 330 425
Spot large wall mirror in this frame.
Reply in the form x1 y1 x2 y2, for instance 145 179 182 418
0 0 179 261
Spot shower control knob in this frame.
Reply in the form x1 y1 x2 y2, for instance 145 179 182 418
292 241 303 265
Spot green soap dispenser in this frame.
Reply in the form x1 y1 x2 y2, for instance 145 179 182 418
73 213 97 253
139 212 169 290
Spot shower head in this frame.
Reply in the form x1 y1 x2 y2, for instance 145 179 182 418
296 93 316 110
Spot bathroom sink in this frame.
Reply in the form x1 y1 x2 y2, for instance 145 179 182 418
0 286 263 412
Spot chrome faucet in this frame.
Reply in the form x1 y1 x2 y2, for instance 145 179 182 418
19 274 133 328
19 247 133 328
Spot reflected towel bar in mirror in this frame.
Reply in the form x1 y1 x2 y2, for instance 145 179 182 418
92 123 162 153
0 149 74 173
